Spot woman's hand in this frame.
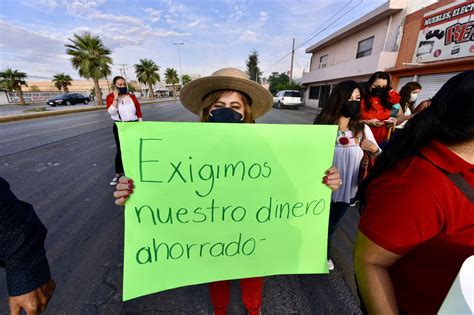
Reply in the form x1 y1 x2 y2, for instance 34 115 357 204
360 139 379 154
9 279 56 315
113 90 119 106
323 166 342 192
114 176 134 206
384 117 397 126
364 119 384 127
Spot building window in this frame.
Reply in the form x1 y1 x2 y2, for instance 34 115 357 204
309 86 320 99
356 36 374 58
319 55 328 69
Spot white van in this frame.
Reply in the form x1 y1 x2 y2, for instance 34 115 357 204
273 90 302 109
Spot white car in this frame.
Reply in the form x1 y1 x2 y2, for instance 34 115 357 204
273 90 302 109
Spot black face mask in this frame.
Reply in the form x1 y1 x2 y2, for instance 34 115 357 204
370 86 385 97
208 108 244 123
117 86 128 94
340 100 361 118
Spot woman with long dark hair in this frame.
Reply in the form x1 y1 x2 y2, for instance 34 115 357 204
315 80 380 270
395 81 422 129
354 71 474 314
360 72 401 145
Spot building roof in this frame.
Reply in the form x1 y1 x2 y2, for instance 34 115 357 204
305 0 406 53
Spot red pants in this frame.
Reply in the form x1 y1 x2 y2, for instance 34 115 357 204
209 277 263 315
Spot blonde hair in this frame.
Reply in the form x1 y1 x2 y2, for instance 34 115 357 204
200 90 254 123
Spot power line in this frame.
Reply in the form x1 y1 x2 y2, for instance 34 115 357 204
296 0 364 50
261 0 363 74
299 0 353 46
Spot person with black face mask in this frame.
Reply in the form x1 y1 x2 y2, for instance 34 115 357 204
113 68 343 315
361 71 401 145
314 80 380 271
106 76 143 186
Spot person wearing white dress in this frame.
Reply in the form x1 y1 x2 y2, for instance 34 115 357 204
314 80 380 270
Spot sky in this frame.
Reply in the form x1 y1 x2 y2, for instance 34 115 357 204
0 0 386 82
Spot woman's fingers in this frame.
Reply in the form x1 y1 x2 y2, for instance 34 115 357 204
116 182 133 191
115 196 129 206
114 190 131 199
323 166 342 191
119 176 132 184
114 176 134 206
325 166 337 175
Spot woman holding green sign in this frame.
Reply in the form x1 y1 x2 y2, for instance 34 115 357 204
114 67 342 315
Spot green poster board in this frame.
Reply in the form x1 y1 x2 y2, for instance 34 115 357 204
118 122 337 301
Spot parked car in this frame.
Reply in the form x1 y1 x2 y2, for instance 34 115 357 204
47 93 90 106
273 90 302 109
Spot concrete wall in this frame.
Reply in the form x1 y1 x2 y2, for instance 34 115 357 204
303 51 398 84
308 4 409 71
22 79 110 92
0 91 90 104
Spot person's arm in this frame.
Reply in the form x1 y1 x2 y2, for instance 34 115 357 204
360 125 381 155
354 231 401 315
357 170 442 314
0 178 55 313
361 119 384 127
106 92 119 115
131 95 143 121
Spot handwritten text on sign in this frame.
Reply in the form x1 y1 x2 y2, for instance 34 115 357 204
118 122 337 301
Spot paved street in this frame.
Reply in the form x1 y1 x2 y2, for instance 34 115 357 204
0 101 361 314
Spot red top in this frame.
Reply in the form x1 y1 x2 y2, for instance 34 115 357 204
360 90 400 144
106 93 143 119
359 140 474 314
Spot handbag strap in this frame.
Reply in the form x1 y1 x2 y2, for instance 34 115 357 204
418 154 474 204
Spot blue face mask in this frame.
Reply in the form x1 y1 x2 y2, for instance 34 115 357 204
208 108 244 123
117 86 128 94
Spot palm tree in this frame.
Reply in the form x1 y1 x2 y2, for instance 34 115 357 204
0 68 28 105
182 74 191 85
65 32 112 106
165 68 179 98
52 73 73 93
134 59 160 99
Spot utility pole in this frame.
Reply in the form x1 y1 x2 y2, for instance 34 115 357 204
173 43 184 86
289 38 295 83
118 64 128 81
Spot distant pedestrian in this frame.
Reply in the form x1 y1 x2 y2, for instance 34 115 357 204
360 72 400 145
113 68 343 315
106 76 143 186
354 70 474 314
0 177 56 314
314 80 380 271
395 81 421 129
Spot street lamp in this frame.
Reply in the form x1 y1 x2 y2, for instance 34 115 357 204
173 42 184 86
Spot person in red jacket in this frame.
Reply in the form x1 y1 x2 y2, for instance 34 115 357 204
360 72 400 146
106 76 143 186
354 70 474 315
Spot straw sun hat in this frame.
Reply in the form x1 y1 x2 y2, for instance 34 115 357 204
179 68 273 118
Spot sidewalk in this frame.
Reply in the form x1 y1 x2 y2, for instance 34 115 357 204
0 97 176 123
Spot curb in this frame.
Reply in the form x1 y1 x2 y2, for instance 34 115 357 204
0 99 175 123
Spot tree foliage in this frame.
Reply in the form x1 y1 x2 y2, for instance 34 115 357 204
65 32 112 105
134 58 160 98
0 68 28 104
246 50 262 83
267 72 302 95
